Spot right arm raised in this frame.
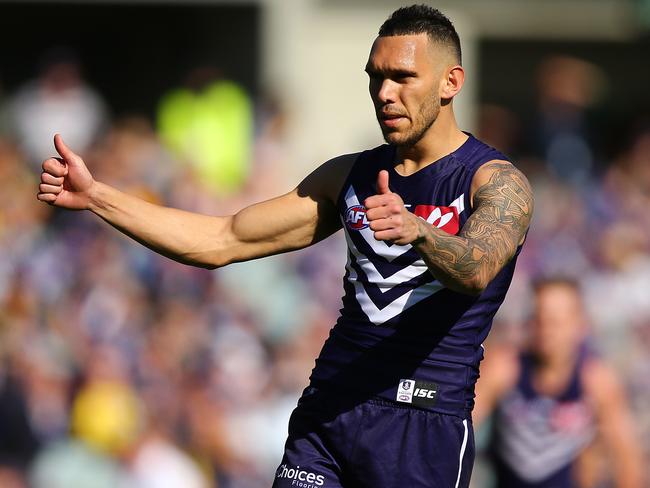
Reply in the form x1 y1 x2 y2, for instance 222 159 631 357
38 134 354 269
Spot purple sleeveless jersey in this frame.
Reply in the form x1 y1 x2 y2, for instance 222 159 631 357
492 347 595 487
309 134 523 418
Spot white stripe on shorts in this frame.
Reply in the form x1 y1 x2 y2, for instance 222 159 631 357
454 419 469 488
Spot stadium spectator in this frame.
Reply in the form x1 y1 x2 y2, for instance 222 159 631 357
474 277 644 487
6 47 108 167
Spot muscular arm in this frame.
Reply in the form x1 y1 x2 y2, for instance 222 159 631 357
365 160 533 295
87 181 340 269
39 135 352 269
582 360 644 488
412 161 533 294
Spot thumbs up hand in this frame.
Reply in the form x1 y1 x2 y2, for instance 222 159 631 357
364 170 420 245
37 134 96 210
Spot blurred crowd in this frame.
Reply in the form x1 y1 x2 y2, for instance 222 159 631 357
0 49 649 488
0 50 345 488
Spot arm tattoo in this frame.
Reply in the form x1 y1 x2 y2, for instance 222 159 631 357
412 161 533 295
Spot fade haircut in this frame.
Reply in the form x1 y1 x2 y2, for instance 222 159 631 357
379 5 462 65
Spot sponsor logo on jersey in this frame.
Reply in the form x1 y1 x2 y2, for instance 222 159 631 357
345 205 369 230
396 379 439 407
413 205 460 235
345 201 461 235
276 464 325 487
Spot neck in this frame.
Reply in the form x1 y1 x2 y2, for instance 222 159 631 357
535 350 577 377
532 352 578 395
394 107 468 175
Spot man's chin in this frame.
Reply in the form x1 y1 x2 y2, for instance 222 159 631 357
382 130 416 147
381 128 402 143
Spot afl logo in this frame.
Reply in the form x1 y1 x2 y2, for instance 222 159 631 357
345 205 369 230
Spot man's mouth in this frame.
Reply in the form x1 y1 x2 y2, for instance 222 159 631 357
380 113 406 128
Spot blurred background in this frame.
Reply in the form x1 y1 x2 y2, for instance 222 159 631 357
0 0 649 487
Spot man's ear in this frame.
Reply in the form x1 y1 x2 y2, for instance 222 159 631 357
440 65 464 100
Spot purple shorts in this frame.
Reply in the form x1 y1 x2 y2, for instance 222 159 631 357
272 386 474 488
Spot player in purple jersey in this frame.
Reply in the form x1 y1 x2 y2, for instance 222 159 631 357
37 5 533 487
474 278 643 488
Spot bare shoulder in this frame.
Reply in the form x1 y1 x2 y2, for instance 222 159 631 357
467 159 534 247
581 357 625 401
298 152 360 205
471 159 534 211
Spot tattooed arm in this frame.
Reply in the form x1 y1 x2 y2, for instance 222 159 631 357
364 161 533 295
412 160 533 294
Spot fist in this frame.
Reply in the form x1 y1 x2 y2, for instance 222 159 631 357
37 134 95 210
364 170 419 245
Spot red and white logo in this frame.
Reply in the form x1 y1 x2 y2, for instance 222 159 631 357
345 198 463 235
345 205 369 230
413 205 460 235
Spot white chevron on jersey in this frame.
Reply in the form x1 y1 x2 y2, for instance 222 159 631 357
344 228 430 289
345 252 444 325
342 184 464 325
497 393 595 482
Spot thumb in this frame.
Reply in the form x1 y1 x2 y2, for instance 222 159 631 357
376 170 391 194
54 134 82 165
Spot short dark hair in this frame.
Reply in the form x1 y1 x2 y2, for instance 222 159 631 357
379 5 462 64
531 275 581 295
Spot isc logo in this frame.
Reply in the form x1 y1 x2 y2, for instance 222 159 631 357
414 388 436 399
396 378 438 406
345 205 369 230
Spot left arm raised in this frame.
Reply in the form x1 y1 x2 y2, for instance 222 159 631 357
365 161 533 295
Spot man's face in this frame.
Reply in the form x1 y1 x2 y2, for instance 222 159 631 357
531 284 585 361
366 33 445 147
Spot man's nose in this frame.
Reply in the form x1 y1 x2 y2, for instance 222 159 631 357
377 79 398 104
